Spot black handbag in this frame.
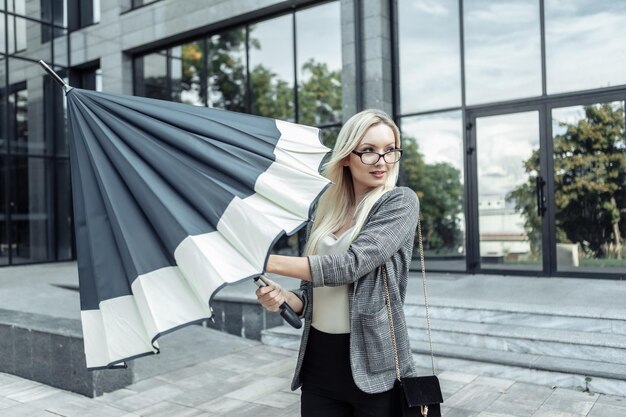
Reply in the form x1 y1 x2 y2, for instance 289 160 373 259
383 215 443 417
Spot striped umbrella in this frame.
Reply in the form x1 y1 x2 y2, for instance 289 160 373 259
40 62 330 370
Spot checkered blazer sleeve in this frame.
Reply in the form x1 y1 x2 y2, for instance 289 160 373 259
307 187 419 287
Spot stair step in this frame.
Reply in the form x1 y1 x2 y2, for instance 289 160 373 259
412 347 626 397
403 304 626 335
260 325 626 395
407 318 626 364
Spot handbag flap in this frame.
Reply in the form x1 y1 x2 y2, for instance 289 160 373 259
402 375 444 406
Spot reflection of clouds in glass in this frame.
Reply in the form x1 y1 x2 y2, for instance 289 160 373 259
296 2 342 80
546 1 626 93
464 0 541 104
249 15 294 84
398 0 461 113
476 112 539 196
400 111 463 176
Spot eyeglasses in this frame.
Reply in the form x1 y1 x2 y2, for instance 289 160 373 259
351 149 403 165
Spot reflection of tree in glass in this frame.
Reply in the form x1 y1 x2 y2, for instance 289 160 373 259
400 136 464 255
206 30 247 112
509 104 626 261
298 60 342 126
178 42 203 105
250 65 294 121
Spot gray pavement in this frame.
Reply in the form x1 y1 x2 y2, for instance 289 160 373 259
1 262 626 416
1 331 625 417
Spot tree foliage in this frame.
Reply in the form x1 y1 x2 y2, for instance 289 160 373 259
509 104 626 260
400 137 464 254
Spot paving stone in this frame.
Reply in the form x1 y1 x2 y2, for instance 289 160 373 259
441 406 481 417
0 396 19 409
596 394 626 407
541 388 598 415
252 391 299 409
133 400 213 417
45 399 130 417
484 397 541 417
587 402 626 417
5 383 60 402
500 382 555 406
224 376 290 403
197 397 250 414
0 402 60 417
439 370 479 384
112 384 186 412
474 376 516 391
445 383 503 412
530 408 583 417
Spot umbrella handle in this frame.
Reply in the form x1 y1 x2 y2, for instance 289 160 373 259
254 276 302 329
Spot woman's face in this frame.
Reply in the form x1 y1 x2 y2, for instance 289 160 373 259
345 123 397 199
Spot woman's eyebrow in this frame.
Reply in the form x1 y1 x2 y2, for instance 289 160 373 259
359 142 396 147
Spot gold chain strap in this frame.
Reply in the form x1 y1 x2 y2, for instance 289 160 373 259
382 215 436 379
418 215 436 375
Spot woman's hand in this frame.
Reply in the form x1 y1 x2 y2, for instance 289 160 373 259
255 277 287 312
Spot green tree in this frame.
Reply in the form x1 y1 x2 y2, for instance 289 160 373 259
399 137 464 254
509 104 626 260
298 60 342 126
205 29 247 112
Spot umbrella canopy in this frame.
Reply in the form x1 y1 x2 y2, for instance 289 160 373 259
65 87 331 369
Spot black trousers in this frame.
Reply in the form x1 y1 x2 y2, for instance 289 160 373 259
300 326 395 417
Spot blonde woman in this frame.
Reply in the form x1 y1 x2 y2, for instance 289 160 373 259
257 109 419 417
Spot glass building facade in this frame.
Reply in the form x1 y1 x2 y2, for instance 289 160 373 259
396 0 626 277
1 0 624 279
0 0 72 266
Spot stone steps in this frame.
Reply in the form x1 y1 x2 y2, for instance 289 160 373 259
407 317 626 365
260 301 626 396
403 304 626 335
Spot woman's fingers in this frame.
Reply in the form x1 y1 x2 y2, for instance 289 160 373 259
255 283 285 312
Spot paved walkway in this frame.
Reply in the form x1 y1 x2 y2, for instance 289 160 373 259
1 336 625 417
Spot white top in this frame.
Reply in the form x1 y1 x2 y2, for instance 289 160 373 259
311 226 354 334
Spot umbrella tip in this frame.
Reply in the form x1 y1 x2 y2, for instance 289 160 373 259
38 60 73 95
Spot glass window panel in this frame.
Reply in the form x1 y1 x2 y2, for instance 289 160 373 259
8 0 26 15
249 15 295 121
10 156 52 264
400 111 466 271
475 111 542 270
0 157 6 265
206 28 247 112
135 51 168 99
56 160 72 261
545 1 626 94
551 102 626 274
9 59 51 156
8 15 27 54
0 57 6 152
0 14 5 54
9 89 29 154
398 0 461 113
464 0 542 105
170 42 204 106
296 2 342 125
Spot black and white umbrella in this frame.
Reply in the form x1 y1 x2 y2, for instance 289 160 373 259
40 61 330 370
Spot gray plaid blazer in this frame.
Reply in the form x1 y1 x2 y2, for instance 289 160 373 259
291 186 419 394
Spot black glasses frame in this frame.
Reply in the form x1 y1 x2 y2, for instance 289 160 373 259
351 149 403 165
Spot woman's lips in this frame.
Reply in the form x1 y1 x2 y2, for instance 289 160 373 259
370 171 386 178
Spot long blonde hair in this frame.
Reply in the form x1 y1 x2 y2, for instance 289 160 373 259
303 109 401 255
